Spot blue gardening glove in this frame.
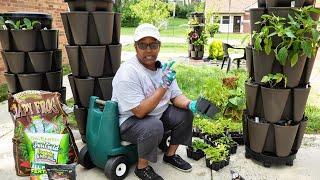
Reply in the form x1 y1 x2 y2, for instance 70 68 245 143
160 61 176 89
188 100 197 113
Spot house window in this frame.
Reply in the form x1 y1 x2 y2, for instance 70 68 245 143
222 16 230 24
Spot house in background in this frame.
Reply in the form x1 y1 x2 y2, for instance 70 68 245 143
205 0 257 33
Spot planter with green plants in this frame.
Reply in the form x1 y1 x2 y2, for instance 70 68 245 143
204 144 229 171
186 139 208 161
215 136 238 154
261 73 290 123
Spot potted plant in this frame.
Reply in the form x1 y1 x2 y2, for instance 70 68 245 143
0 16 10 51
186 140 208 160
215 136 238 154
192 33 207 52
260 73 290 123
62 12 89 45
204 144 228 171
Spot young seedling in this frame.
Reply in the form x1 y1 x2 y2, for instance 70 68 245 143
261 73 288 89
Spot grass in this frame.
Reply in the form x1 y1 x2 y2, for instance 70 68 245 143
305 104 320 134
123 42 200 53
66 98 78 128
0 84 8 102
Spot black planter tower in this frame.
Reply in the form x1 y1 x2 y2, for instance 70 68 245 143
0 12 65 103
62 0 121 143
243 0 318 167
188 12 205 60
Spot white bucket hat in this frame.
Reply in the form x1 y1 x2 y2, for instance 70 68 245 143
134 23 161 42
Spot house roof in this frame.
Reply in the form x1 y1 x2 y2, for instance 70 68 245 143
205 0 257 14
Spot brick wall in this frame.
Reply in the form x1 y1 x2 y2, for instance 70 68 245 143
0 0 69 84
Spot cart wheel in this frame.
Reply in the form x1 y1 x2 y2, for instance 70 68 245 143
104 156 129 180
158 131 171 152
79 145 95 169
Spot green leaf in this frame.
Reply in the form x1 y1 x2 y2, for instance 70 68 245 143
290 52 299 67
285 30 295 38
254 37 262 51
5 20 18 29
312 28 320 42
23 18 32 29
264 38 272 55
261 75 270 83
276 47 288 66
301 41 312 58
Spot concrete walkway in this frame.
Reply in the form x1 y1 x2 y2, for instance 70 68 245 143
0 51 320 179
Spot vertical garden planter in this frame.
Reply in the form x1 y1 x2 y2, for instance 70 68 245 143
282 92 293 120
66 12 89 45
292 118 308 152
2 52 25 73
112 13 121 44
11 30 38 52
45 70 62 91
4 73 18 93
248 118 270 153
245 46 254 79
266 0 292 7
66 45 80 76
81 46 106 77
61 13 75 45
75 77 95 107
108 44 122 74
283 55 307 88
274 123 299 157
28 51 53 73
41 30 58 51
293 86 310 122
17 73 42 90
74 105 88 142
52 49 62 71
87 14 99 46
300 55 316 84
98 77 113 100
253 49 275 83
261 87 290 123
92 12 114 45
0 30 10 51
245 81 259 116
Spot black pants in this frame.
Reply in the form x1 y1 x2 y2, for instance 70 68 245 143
120 105 194 163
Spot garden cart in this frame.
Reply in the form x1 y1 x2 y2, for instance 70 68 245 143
78 96 172 179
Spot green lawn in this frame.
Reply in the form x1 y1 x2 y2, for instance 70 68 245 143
123 42 198 53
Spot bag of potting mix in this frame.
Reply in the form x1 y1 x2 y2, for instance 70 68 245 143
45 164 77 180
9 90 78 177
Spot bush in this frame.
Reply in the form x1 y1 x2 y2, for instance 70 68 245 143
208 40 224 60
206 23 219 37
121 1 140 27
174 4 195 19
131 0 170 28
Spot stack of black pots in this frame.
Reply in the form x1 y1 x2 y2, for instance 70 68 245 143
62 0 121 142
0 12 65 103
244 0 317 167
188 12 205 60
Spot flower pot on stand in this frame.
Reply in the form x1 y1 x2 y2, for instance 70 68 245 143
248 118 270 153
41 30 58 51
11 30 38 52
245 81 259 116
293 86 310 122
74 77 95 108
92 12 114 45
0 30 10 51
274 123 299 157
283 55 307 88
66 45 80 76
45 70 62 91
190 51 197 58
4 72 18 93
81 46 106 77
108 44 122 75
253 49 275 83
66 12 89 45
2 51 25 73
28 51 53 73
261 87 290 123
17 73 43 90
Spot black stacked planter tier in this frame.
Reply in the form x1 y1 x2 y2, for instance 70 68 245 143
188 12 205 60
244 3 318 167
0 13 65 103
62 0 119 142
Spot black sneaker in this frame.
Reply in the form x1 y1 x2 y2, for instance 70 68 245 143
134 166 164 180
163 154 192 172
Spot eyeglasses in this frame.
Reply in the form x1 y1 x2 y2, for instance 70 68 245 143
136 42 160 50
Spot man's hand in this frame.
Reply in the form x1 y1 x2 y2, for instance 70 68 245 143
188 100 197 113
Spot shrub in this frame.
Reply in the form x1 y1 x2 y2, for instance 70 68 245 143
174 4 195 19
206 23 219 37
131 0 170 28
208 40 224 60
121 1 140 27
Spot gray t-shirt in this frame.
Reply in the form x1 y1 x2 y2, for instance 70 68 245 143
112 56 183 126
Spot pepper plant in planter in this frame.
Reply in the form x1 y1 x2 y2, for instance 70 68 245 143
192 33 208 51
186 139 208 160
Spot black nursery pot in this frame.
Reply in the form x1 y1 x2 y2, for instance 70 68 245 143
196 97 211 114
205 158 220 171
28 51 53 73
17 73 43 90
4 72 18 93
2 51 25 74
186 147 205 161
0 30 11 51
11 30 38 52
41 30 59 51
74 77 95 108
